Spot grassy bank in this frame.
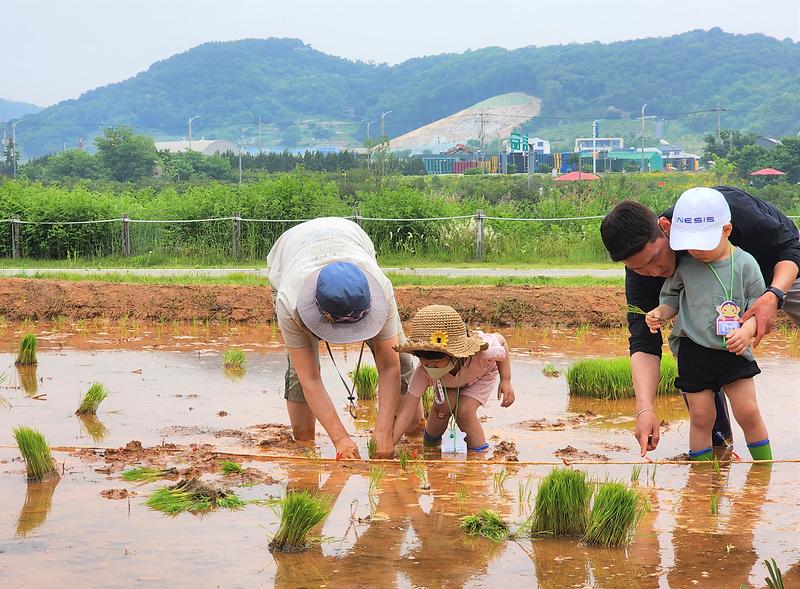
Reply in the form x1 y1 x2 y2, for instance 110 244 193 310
3 170 785 266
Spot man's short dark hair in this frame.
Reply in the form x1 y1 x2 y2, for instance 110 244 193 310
600 200 662 262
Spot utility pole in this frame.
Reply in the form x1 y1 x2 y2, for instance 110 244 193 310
238 127 249 184
11 120 21 179
641 104 647 173
366 121 372 144
477 110 487 173
258 113 262 152
592 120 598 174
715 99 721 143
380 111 391 140
188 115 199 150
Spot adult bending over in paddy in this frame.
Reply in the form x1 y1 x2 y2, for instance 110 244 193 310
267 217 419 459
600 186 800 457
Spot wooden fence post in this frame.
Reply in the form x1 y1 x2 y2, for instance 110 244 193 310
353 209 362 227
121 214 131 257
232 212 242 260
475 209 485 261
11 215 21 260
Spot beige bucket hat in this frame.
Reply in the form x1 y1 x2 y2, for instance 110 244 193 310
394 305 487 358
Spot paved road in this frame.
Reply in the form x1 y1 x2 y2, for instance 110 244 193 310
0 267 624 278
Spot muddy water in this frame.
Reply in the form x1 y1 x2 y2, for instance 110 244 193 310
0 321 799 588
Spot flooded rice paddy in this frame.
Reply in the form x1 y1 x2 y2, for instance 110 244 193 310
0 319 798 588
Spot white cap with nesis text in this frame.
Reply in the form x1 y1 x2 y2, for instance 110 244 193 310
669 187 731 251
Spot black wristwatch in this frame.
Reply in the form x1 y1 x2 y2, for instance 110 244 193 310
765 286 786 309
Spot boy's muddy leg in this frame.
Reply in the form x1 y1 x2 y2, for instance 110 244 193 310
681 388 733 448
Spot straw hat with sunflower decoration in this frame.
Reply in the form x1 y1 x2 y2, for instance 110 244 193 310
395 305 487 358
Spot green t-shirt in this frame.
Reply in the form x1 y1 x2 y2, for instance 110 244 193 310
659 247 765 360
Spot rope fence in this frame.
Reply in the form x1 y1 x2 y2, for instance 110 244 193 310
3 211 798 261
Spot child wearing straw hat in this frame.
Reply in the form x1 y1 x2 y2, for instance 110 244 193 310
392 305 515 452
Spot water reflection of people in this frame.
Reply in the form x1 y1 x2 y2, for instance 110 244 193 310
272 464 506 589
16 477 60 537
668 464 774 588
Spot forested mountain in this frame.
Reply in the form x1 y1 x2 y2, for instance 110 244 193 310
14 29 800 157
0 98 41 122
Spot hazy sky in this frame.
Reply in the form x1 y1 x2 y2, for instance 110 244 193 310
4 0 799 107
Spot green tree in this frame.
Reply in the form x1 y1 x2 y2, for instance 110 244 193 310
769 136 800 183
95 127 157 181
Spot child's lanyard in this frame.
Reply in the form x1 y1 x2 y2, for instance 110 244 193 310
435 376 461 449
706 245 735 348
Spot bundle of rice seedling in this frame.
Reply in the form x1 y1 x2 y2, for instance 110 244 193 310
223 349 246 369
350 364 378 401
75 383 108 415
459 509 509 543
422 387 435 418
532 468 591 537
268 490 332 553
122 466 178 482
221 460 244 475
13 426 57 480
146 479 245 515
566 356 678 399
583 481 645 547
15 333 37 366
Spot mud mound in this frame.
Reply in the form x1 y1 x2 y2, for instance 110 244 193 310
517 411 599 431
0 278 627 328
554 445 609 462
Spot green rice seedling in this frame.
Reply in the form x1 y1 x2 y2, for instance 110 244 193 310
368 467 385 495
13 427 57 480
710 493 720 515
397 448 410 470
15 333 38 366
75 382 108 415
626 304 647 315
350 363 378 401
459 509 509 543
121 466 178 482
542 363 560 377
412 464 431 490
764 558 785 589
146 479 244 515
566 356 678 399
630 465 642 485
269 490 332 553
367 438 377 460
421 386 435 418
650 463 657 484
493 468 509 493
456 485 470 504
221 460 244 475
583 481 645 547
223 348 247 369
532 468 591 537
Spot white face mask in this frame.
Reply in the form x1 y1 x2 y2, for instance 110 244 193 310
423 359 457 379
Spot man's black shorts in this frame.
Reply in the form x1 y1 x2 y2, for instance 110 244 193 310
674 337 761 393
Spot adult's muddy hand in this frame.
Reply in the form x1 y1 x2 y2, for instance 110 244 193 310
334 437 360 460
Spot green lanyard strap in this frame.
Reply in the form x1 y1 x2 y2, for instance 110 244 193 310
706 244 735 346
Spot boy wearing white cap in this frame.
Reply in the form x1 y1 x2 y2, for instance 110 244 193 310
645 187 771 462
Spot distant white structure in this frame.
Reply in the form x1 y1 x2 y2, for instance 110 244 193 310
574 137 624 152
529 136 551 154
155 139 237 155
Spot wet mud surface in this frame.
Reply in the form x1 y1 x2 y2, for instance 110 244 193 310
0 321 798 588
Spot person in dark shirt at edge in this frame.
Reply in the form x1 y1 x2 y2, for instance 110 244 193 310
600 186 800 457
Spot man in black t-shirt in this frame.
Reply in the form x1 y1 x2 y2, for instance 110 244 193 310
600 186 800 457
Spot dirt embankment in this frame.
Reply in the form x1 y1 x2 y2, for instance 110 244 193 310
0 278 627 328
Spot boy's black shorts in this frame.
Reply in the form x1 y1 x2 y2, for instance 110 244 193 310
674 337 760 393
